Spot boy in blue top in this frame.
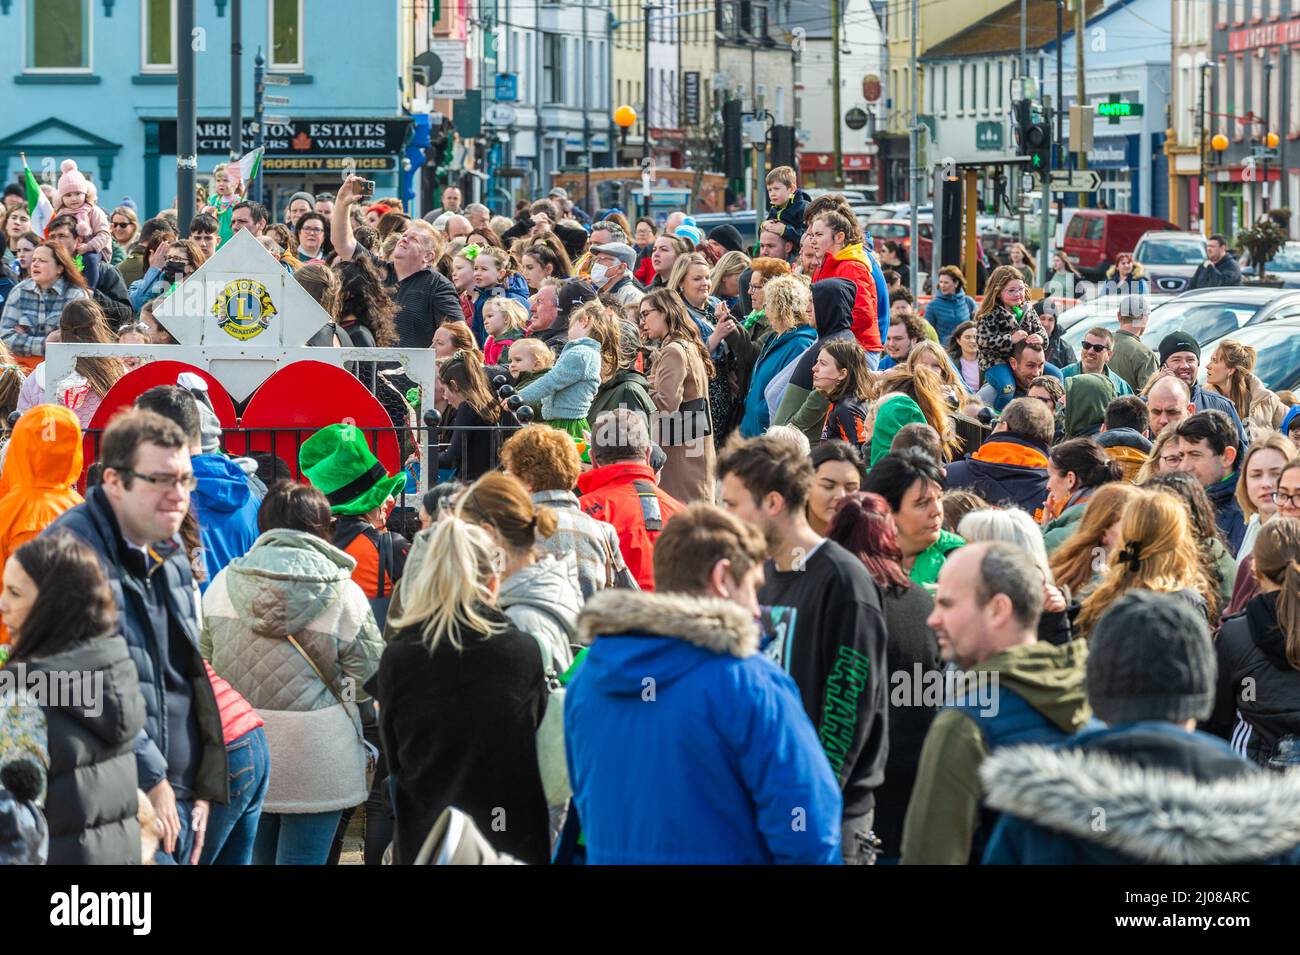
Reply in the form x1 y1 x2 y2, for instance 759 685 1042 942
565 503 843 864
759 165 811 250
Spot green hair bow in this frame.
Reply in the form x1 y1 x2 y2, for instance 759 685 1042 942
462 243 482 261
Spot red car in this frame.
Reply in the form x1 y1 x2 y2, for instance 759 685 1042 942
1061 210 1180 279
865 218 933 272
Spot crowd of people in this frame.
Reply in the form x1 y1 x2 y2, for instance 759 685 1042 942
4 159 1300 867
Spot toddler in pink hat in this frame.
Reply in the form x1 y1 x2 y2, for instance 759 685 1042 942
50 159 111 288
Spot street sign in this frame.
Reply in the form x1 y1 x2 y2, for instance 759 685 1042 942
484 103 518 126
976 121 1004 151
1252 144 1280 160
1050 169 1102 192
863 75 881 103
262 115 291 126
264 94 290 106
845 107 868 131
429 40 467 99
262 74 290 86
495 73 518 102
1096 101 1143 118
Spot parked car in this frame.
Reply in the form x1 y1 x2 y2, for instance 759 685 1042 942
1133 230 1207 294
1241 240 1300 287
691 211 758 248
806 188 875 221
1133 287 1300 352
1056 293 1174 353
867 218 933 271
1061 210 1180 279
1197 319 1300 395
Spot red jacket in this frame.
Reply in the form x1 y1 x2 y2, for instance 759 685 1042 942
204 662 264 746
577 461 685 590
813 243 882 351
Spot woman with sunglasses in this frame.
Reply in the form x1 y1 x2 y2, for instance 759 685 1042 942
108 206 139 266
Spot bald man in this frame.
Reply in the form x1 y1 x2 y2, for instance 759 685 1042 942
1146 375 1196 437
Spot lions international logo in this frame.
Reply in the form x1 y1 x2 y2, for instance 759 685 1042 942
212 279 276 341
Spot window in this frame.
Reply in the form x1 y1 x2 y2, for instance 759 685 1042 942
142 0 176 71
544 34 562 104
983 62 990 111
958 63 965 113
942 65 949 115
269 0 302 71
970 63 978 111
1250 53 1262 139
997 61 1004 109
26 0 90 72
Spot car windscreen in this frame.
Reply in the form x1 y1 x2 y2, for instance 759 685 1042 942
1268 246 1300 271
1136 241 1206 265
1141 301 1258 347
1253 335 1300 392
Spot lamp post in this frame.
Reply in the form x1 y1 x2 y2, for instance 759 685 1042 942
614 105 637 162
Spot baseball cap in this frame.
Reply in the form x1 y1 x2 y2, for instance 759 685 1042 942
557 279 598 318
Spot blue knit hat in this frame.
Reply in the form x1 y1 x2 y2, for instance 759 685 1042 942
1282 405 1300 437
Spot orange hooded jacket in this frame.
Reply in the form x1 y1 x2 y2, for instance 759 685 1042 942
0 405 84 647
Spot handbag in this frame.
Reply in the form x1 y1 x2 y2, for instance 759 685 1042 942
285 634 380 791
527 609 573 810
655 396 713 448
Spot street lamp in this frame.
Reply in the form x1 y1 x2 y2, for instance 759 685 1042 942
614 104 637 158
1211 134 1229 152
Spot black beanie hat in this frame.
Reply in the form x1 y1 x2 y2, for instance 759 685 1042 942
1159 331 1201 367
708 224 746 254
1087 590 1216 725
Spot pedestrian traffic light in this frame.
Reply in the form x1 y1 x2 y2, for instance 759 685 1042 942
723 99 743 180
770 125 797 171
1026 118 1051 176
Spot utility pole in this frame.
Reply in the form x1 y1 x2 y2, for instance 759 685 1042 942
792 24 802 145
1040 95 1053 286
1056 1 1063 149
177 0 196 234
1199 61 1212 237
582 0 590 214
1020 0 1027 76
643 1 654 161
832 0 844 186
1074 0 1089 208
254 50 266 207
231 0 242 169
908 0 919 302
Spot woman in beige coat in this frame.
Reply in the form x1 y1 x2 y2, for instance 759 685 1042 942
638 289 716 502
1205 340 1285 441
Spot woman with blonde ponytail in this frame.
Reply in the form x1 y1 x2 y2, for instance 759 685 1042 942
1207 517 1300 767
1074 489 1215 639
374 516 550 864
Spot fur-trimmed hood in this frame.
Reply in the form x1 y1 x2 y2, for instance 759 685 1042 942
577 588 759 657
982 734 1300 864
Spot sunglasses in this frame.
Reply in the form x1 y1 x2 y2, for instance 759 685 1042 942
111 220 133 229
1080 341 1110 353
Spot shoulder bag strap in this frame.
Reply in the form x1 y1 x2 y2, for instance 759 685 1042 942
285 634 364 746
377 531 393 599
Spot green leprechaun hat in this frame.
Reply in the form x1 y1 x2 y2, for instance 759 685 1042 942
298 423 407 516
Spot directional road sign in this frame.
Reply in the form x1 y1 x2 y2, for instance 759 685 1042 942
1049 169 1102 192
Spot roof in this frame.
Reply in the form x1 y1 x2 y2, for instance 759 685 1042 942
922 0 1108 60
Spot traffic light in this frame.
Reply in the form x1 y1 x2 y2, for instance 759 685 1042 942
723 99 743 180
770 125 797 171
1013 99 1051 177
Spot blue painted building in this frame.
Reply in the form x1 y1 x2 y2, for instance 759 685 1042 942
1036 0 1172 219
0 0 423 222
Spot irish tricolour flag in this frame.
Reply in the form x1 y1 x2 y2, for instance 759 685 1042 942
21 154 53 236
233 145 264 184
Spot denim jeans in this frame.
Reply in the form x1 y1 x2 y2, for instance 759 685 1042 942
200 726 269 865
154 797 197 865
984 360 1063 412
254 810 345 865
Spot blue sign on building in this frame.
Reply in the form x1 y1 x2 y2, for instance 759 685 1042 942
495 73 518 103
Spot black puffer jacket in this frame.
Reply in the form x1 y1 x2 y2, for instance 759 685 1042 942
27 635 147 864
1208 592 1300 767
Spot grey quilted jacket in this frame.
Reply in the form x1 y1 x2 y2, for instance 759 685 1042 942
201 528 383 813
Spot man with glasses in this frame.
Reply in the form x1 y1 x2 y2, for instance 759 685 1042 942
47 409 227 864
1060 327 1133 396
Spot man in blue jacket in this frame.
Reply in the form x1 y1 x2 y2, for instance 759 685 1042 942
566 503 843 864
46 409 228 864
982 590 1300 865
943 398 1053 516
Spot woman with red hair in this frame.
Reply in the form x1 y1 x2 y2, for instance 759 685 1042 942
826 491 941 863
